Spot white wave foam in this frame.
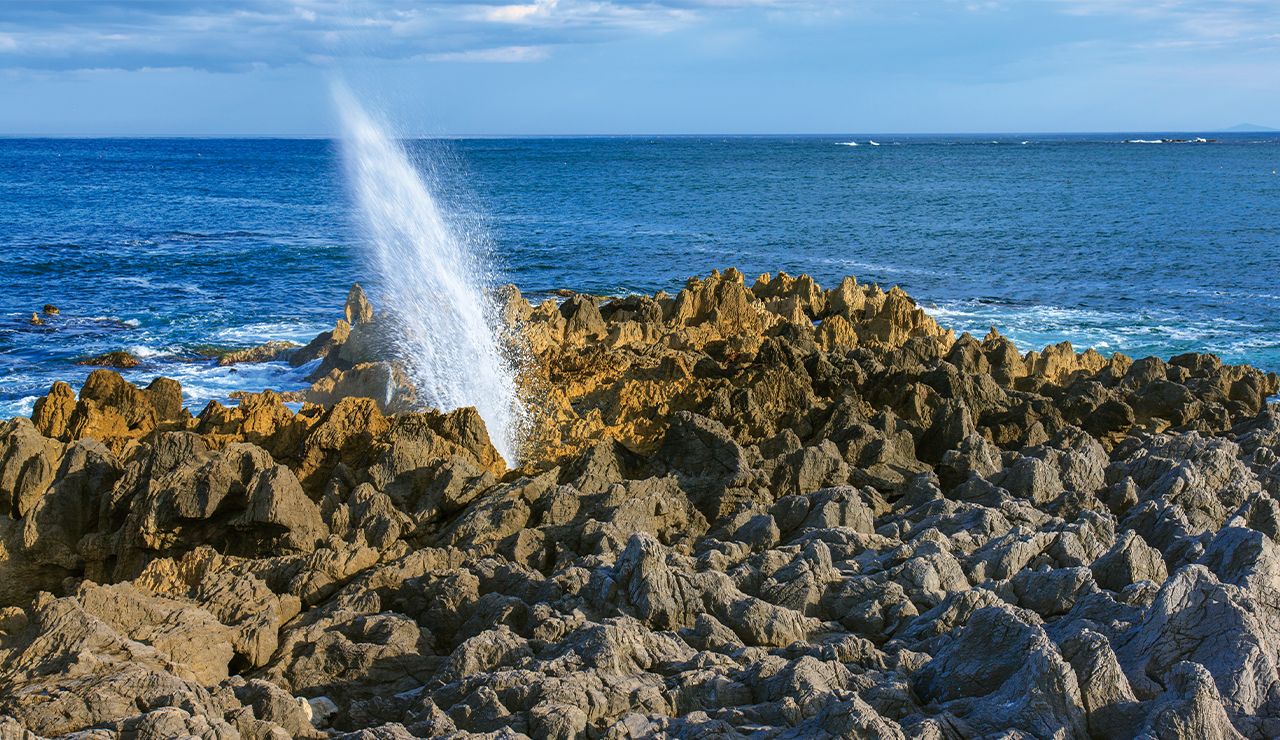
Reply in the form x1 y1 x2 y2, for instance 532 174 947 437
836 142 859 146
121 359 312 411
0 396 39 420
126 345 168 359
213 322 328 345
921 297 1280 372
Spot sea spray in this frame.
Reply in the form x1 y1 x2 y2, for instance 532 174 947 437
333 83 526 463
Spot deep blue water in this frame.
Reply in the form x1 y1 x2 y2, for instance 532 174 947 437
2 134 1278 417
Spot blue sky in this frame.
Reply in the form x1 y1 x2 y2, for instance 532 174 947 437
0 0 1277 135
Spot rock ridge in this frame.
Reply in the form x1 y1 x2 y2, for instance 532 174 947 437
1 267 1279 740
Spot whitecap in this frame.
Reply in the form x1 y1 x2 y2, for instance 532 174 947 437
0 396 39 419
120 359 313 412
126 345 168 359
213 322 328 345
835 142 859 146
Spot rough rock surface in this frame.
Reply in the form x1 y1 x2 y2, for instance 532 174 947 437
2 268 1280 740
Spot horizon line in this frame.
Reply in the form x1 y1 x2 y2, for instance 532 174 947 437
0 129 1275 140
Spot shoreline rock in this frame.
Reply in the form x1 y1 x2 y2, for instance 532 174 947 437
1 268 1279 740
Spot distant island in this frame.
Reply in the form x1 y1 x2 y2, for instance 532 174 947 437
1220 123 1278 132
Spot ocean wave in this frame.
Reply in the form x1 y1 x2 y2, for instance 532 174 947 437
111 276 211 296
0 356 316 423
835 142 859 147
922 298 1280 372
121 359 312 411
213 321 328 344
126 345 169 359
0 396 39 419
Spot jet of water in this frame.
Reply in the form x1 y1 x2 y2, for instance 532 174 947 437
333 82 525 464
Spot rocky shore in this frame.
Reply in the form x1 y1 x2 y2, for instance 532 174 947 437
3 268 1280 740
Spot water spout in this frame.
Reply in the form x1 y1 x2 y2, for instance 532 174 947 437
333 82 525 463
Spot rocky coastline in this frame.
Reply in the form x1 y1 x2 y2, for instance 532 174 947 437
3 268 1280 740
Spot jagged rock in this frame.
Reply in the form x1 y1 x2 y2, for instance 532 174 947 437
912 604 1088 739
307 361 405 412
1009 566 1100 617
1117 565 1280 737
75 580 236 686
1092 530 1168 592
297 397 392 492
0 592 221 737
217 340 300 366
646 412 762 520
559 296 607 344
0 418 65 520
1059 627 1145 740
918 400 976 464
1136 661 1248 740
5 268 1280 740
235 678 320 738
615 531 819 646
346 284 376 325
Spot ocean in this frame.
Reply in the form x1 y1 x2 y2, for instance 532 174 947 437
1 133 1278 418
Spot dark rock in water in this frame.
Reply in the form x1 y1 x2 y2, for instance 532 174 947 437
41 304 58 315
4 267 1280 740
76 350 142 368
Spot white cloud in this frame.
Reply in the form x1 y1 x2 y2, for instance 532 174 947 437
485 4 546 22
425 44 551 61
0 0 705 71
1043 0 1280 46
0 0 1275 73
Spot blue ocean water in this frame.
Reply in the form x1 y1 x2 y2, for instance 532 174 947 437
1 134 1278 418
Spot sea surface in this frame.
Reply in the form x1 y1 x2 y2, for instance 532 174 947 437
1 134 1278 418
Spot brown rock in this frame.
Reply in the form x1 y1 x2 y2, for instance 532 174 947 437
345 283 375 325
76 350 142 368
30 380 76 439
296 397 391 494
217 340 299 366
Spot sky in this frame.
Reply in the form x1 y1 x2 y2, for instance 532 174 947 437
0 0 1277 135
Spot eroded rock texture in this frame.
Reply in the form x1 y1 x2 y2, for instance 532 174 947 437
2 268 1280 740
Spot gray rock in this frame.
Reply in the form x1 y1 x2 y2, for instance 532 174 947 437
1092 530 1169 592
1116 565 1280 738
1135 661 1247 740
912 604 1088 740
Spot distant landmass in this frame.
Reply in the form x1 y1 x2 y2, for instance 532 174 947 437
1220 123 1277 132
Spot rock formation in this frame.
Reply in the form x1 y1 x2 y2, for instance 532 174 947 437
2 267 1280 740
